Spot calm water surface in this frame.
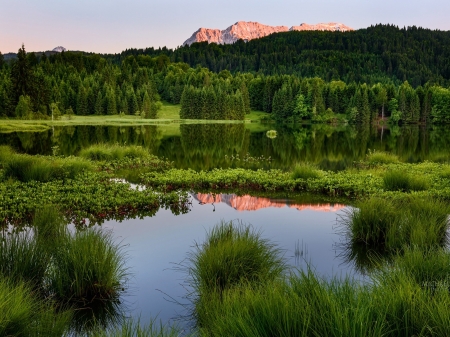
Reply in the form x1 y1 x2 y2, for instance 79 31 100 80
2 123 450 170
100 193 355 327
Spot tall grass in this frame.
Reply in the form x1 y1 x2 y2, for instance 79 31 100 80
342 196 450 253
189 221 285 295
79 144 150 161
0 145 14 167
0 228 48 288
0 277 71 337
383 170 429 192
48 227 128 307
365 150 399 164
3 154 92 182
291 163 321 180
91 318 183 337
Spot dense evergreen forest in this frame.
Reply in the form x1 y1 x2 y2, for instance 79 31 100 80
1 24 450 124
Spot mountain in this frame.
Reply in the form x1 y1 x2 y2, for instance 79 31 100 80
183 21 354 46
52 46 66 53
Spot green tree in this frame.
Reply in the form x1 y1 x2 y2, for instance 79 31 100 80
15 95 32 118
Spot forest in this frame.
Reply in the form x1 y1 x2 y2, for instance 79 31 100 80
1 24 450 124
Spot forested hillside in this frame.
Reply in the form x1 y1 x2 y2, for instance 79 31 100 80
1 24 450 124
115 24 450 87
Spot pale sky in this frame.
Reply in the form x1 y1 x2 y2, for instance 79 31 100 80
1 0 449 54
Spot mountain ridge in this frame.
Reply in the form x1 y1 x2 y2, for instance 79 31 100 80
183 21 354 46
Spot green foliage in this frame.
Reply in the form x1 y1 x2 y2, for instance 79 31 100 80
383 170 429 192
291 163 321 180
48 227 128 307
189 221 285 296
79 144 150 161
365 150 399 164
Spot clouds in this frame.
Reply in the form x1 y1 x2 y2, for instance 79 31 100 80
1 0 449 53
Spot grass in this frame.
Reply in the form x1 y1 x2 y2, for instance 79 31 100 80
291 163 321 180
342 196 450 254
91 318 184 337
0 278 71 337
189 221 285 295
383 170 429 192
48 227 128 307
365 150 399 164
2 153 93 182
79 144 150 161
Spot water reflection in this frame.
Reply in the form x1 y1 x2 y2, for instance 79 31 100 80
2 123 450 170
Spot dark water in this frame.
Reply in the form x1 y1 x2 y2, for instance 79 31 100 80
99 193 355 328
2 123 450 170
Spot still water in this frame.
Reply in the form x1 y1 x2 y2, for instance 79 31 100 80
2 123 450 170
100 193 353 327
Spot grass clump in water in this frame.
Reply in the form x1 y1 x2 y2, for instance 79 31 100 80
343 196 450 254
189 221 285 296
291 163 321 180
3 154 92 182
365 150 399 164
91 318 183 337
79 144 150 161
48 227 128 307
383 170 429 192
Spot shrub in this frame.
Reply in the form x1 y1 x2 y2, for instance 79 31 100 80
291 163 321 180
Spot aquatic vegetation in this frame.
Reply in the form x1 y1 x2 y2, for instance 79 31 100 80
79 144 151 161
342 196 450 253
0 278 71 337
91 318 184 337
383 170 429 192
3 153 93 182
47 227 128 307
188 221 285 296
365 150 399 165
291 163 321 180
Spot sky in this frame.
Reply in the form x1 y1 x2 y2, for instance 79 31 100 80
1 0 449 54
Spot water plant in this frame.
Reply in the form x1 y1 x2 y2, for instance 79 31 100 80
365 150 399 165
383 170 429 192
188 221 285 296
48 227 128 307
79 144 150 161
91 318 184 337
291 163 321 180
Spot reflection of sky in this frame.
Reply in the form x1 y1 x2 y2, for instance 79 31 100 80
103 199 356 327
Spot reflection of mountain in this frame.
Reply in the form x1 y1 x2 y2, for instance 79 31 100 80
193 193 346 212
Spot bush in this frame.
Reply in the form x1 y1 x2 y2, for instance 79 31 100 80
291 163 321 180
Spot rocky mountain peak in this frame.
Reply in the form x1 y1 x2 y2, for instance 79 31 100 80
183 21 354 46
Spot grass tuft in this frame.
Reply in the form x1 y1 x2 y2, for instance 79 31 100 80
291 163 321 180
79 144 150 161
383 170 429 192
366 150 399 164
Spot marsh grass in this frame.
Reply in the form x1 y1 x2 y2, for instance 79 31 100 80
383 170 429 192
365 150 399 164
3 154 92 182
48 227 128 307
189 221 285 296
79 144 150 161
291 163 321 180
0 228 48 288
342 196 450 256
0 145 14 166
0 278 71 337
91 318 183 337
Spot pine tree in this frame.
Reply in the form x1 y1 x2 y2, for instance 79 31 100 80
95 91 104 115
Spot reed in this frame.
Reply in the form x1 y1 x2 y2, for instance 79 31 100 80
91 318 183 337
